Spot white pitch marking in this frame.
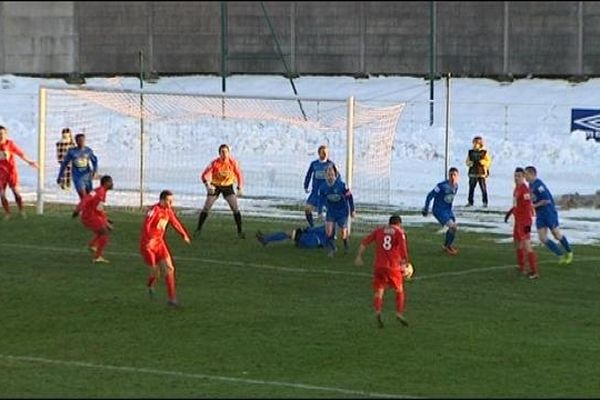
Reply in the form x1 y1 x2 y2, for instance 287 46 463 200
1 242 598 281
0 354 418 399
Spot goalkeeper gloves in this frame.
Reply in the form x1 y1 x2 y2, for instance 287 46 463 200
421 208 428 217
205 182 216 195
236 186 243 197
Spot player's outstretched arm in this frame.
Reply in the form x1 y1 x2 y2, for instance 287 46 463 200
303 162 314 193
422 188 435 216
504 207 514 223
169 209 192 244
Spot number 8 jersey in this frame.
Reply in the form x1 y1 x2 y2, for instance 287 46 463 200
360 224 409 271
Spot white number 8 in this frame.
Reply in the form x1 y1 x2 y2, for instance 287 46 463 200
382 235 392 250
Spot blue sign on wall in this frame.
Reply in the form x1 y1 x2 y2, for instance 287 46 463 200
571 109 600 142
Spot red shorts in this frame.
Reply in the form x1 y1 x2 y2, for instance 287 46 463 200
373 268 403 291
0 169 18 189
140 242 170 266
82 216 108 232
513 221 532 241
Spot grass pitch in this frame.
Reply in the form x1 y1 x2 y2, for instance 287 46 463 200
1 205 599 398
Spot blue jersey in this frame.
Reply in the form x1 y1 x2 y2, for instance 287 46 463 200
529 178 556 214
58 146 98 180
424 179 458 215
318 178 355 218
297 225 328 248
304 159 337 193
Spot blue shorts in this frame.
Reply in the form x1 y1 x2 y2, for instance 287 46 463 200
73 173 93 194
326 210 349 228
433 210 455 226
536 210 559 230
306 191 323 212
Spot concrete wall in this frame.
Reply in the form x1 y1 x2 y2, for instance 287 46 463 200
0 1 596 77
0 1 75 74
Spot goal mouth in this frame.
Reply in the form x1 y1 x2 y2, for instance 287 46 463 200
37 86 405 218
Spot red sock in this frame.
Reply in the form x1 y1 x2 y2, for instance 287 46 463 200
528 251 538 274
95 235 109 258
516 248 526 272
147 275 157 288
165 272 176 301
1 196 9 213
395 291 405 314
373 296 383 313
89 236 99 249
14 194 23 211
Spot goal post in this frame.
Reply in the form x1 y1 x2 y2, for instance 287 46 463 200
37 87 47 215
36 86 405 220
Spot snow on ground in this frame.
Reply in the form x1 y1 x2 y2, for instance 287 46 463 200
0 74 598 245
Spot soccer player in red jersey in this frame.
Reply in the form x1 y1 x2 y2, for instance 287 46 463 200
74 175 114 263
354 214 411 328
140 190 191 307
195 144 245 238
504 167 539 279
0 125 39 219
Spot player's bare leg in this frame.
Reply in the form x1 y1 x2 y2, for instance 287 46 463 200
0 195 10 220
10 186 26 218
225 194 244 238
341 226 350 254
195 194 218 237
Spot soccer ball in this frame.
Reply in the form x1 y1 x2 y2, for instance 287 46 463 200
403 263 414 280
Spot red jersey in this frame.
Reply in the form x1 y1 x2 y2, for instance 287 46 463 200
77 186 108 222
0 139 25 175
140 203 190 249
361 224 409 271
513 182 534 222
201 157 243 188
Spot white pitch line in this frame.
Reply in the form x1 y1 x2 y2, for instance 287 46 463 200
1 242 598 281
0 354 418 399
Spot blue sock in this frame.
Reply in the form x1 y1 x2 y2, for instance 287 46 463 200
306 212 314 227
327 235 337 252
264 232 289 243
544 239 563 256
559 236 572 253
444 229 455 247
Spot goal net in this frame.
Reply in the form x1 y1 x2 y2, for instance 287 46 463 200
37 87 405 220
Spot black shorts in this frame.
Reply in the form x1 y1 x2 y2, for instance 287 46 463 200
211 184 236 198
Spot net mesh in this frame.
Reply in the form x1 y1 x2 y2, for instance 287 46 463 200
41 87 404 220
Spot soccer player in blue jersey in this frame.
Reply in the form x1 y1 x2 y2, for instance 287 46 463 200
422 167 460 255
256 224 328 249
57 133 98 201
318 165 356 256
524 166 573 264
303 145 338 227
